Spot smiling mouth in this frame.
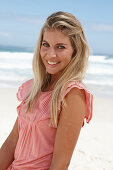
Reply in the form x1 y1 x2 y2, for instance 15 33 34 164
47 61 60 65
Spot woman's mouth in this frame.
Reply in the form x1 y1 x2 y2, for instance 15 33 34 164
47 61 60 65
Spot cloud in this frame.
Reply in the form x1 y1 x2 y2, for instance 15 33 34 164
18 16 45 24
0 32 11 38
0 12 45 25
86 23 113 32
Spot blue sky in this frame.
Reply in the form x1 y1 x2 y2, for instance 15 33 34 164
0 0 113 54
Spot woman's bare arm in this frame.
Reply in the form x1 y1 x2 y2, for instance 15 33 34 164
0 118 19 170
49 88 86 170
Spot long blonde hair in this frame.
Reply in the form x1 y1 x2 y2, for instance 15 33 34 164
26 11 89 127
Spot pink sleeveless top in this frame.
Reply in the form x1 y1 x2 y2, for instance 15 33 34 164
8 79 93 170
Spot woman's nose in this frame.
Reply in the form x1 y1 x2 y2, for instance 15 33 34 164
47 48 56 58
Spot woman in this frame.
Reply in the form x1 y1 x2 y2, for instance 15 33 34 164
0 11 93 170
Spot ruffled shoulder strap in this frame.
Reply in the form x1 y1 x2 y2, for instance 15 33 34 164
16 79 33 101
59 81 93 126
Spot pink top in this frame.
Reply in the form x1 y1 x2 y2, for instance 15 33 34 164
8 79 93 170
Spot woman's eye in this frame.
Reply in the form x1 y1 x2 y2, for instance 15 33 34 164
58 45 65 49
42 43 49 47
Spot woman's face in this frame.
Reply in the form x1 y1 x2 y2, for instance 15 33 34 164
40 29 74 79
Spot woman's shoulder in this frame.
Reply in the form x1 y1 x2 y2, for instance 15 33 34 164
65 84 86 103
16 78 34 102
62 81 91 97
59 81 93 125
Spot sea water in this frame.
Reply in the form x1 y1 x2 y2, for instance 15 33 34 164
0 47 113 98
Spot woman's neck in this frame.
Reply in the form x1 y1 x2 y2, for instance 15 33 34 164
42 74 59 92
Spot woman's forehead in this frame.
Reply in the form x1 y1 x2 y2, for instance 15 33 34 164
42 29 71 45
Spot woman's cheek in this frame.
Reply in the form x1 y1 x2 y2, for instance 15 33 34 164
41 48 47 56
40 49 44 58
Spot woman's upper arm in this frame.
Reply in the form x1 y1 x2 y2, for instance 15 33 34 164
50 88 86 169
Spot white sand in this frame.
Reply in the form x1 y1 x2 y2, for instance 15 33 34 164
0 88 113 170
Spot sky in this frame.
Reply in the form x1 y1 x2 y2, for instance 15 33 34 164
0 0 113 55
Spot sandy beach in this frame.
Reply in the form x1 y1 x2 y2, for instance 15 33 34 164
0 87 113 170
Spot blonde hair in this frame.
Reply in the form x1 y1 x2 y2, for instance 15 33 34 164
26 11 89 127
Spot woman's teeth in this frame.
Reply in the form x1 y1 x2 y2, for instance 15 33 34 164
48 61 58 65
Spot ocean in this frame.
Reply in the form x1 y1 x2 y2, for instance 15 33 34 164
0 46 113 98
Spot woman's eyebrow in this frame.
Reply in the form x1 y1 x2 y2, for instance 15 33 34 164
42 40 67 46
42 40 48 43
42 40 67 45
56 43 67 45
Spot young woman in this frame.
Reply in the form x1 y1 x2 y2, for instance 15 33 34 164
0 11 93 170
